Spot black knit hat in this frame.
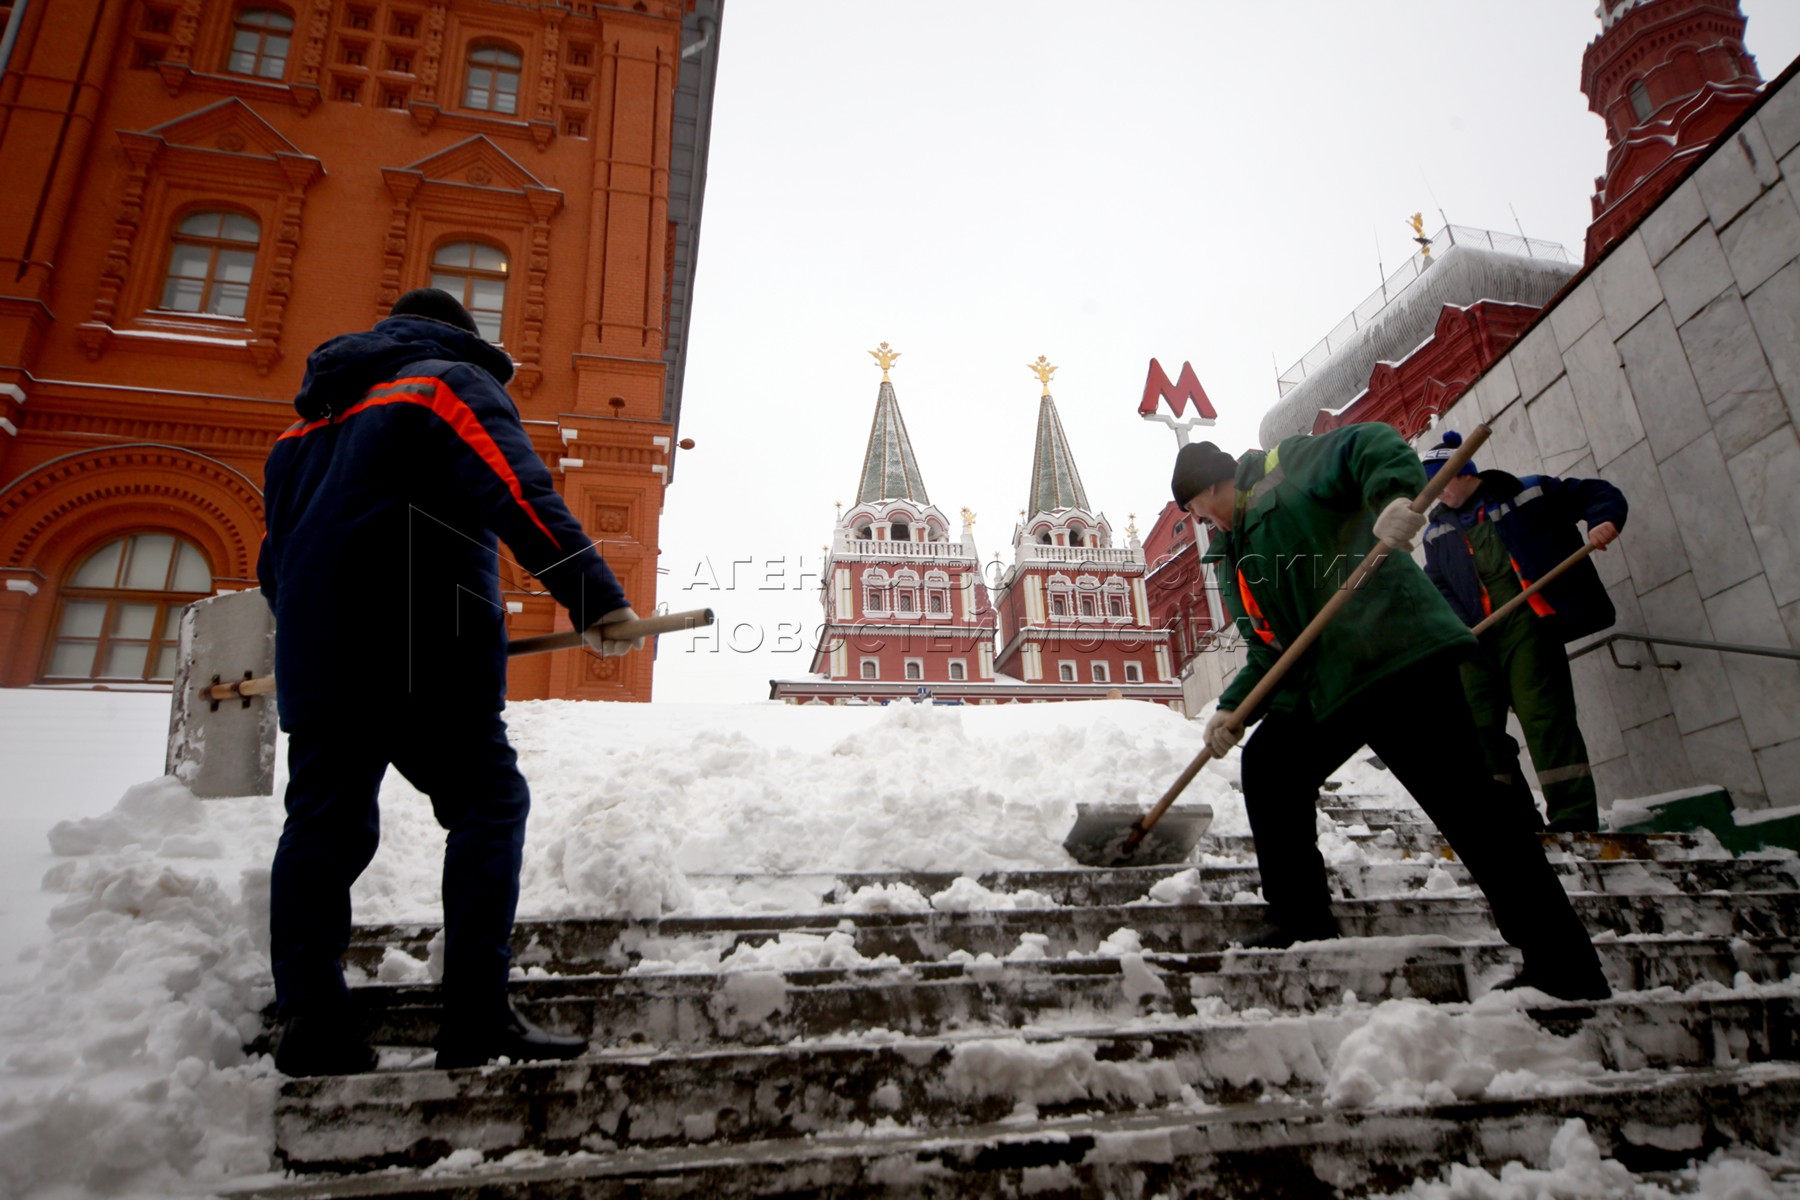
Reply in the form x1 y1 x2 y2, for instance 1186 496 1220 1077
388 287 481 335
1171 441 1238 508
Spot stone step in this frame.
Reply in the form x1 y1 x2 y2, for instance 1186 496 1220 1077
255 1061 1800 1198
267 993 1800 1174
1207 829 1726 861
682 856 1800 910
345 891 1800 976
233 1066 1800 1198
1318 804 1435 828
336 934 1800 1053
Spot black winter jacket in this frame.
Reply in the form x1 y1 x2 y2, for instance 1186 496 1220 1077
258 316 628 730
1423 469 1628 644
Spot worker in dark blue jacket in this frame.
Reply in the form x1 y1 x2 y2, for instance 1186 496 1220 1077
1421 431 1628 832
259 288 644 1075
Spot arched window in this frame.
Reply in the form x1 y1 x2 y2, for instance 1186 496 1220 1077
463 43 522 115
890 520 910 542
228 6 293 78
161 211 260 317
46 534 212 683
892 569 920 615
862 568 889 615
1628 79 1653 123
925 570 950 617
860 659 878 681
430 242 508 341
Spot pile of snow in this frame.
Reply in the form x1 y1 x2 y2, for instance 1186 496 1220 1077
0 697 1234 1197
0 692 1791 1198
1325 994 1602 1108
1369 1118 1782 1199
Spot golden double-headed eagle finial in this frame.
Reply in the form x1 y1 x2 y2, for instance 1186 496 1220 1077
1407 212 1433 261
1028 355 1057 397
869 341 901 381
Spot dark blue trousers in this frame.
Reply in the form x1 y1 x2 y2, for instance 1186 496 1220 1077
270 710 530 1020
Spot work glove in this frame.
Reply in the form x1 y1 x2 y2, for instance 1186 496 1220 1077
581 606 646 657
1372 496 1426 552
1203 708 1242 758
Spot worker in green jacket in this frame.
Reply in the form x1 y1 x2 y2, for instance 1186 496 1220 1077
1172 423 1609 1002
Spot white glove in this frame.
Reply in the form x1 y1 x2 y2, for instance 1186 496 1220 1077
1204 709 1242 757
581 606 646 658
1372 496 1426 552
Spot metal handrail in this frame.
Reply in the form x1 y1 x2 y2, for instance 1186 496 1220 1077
1569 631 1800 672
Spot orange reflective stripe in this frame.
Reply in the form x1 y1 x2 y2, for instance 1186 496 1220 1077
275 376 558 544
1510 557 1557 617
1236 569 1279 647
1459 532 1493 617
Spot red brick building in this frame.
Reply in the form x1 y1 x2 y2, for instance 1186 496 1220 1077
0 0 722 699
771 349 998 706
1582 0 1763 261
771 354 1181 709
989 364 1179 704
1268 0 1770 451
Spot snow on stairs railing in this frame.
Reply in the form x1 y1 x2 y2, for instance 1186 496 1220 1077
232 808 1800 1199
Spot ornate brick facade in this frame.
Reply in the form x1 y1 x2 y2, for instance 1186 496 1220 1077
1582 0 1763 261
0 0 720 697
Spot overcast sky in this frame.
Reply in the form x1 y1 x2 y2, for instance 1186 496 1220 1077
649 0 1800 703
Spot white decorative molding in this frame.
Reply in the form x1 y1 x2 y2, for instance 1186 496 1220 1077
0 418 16 436
5 579 40 596
559 458 586 472
0 383 25 405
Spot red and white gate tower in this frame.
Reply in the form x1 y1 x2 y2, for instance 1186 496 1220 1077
1581 0 1764 261
770 345 996 704
991 358 1181 702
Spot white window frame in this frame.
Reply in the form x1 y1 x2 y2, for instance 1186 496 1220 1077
1058 661 1076 683
860 658 879 680
1090 661 1110 683
947 659 967 681
903 658 923 681
1124 662 1142 683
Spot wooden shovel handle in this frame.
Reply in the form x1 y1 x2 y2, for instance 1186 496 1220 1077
1468 544 1599 636
506 606 716 657
1122 425 1492 853
200 607 717 702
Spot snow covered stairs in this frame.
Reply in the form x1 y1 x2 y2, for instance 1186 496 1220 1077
242 810 1800 1198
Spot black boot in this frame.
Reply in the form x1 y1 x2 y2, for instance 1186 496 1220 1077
435 998 587 1070
273 1013 378 1077
1235 916 1341 950
1493 965 1611 1002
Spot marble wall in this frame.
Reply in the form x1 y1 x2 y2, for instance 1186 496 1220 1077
1427 72 1800 812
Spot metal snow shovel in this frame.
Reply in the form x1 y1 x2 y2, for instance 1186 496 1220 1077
1062 427 1493 868
1468 544 1600 637
199 606 716 703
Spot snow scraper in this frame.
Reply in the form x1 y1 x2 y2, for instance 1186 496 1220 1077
1062 427 1491 868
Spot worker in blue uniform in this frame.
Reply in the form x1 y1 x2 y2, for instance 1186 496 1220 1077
259 288 643 1075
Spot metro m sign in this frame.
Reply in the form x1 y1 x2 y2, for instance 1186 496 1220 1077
1139 358 1217 443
